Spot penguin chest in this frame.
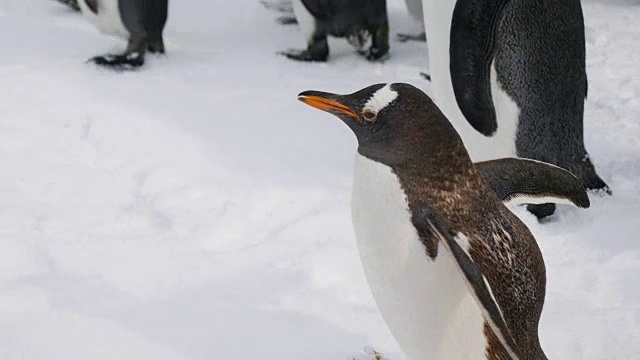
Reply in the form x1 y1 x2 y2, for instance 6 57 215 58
79 0 129 40
351 154 488 360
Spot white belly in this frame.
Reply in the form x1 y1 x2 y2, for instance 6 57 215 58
79 0 130 40
292 0 316 42
421 0 518 162
351 154 487 360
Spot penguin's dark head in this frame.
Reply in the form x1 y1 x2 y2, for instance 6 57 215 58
298 83 468 165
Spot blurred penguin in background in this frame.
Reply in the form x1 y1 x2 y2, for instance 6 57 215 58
281 0 390 62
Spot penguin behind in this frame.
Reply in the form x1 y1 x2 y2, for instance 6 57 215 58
298 83 588 359
77 0 168 68
281 0 389 61
424 0 609 217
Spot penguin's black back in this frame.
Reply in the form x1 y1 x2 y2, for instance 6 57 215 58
494 0 593 182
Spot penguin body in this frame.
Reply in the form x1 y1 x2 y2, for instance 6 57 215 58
298 83 589 359
78 0 168 68
424 0 609 217
282 0 389 61
352 153 487 359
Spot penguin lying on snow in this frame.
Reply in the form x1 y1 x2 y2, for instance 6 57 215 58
423 0 608 218
78 0 168 68
298 83 589 359
281 0 390 62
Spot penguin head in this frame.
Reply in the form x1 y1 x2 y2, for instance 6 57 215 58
298 83 467 165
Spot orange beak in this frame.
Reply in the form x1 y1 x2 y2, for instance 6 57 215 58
298 92 360 122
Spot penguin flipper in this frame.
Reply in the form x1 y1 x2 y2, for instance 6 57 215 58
413 203 520 360
449 0 512 136
475 158 590 208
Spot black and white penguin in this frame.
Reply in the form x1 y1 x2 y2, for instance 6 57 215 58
298 83 589 359
281 0 390 61
422 0 609 218
78 0 168 68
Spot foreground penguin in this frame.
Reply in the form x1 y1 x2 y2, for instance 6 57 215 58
78 0 168 68
298 83 590 359
281 0 389 61
423 0 609 218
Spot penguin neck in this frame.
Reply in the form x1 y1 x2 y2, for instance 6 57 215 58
357 139 478 198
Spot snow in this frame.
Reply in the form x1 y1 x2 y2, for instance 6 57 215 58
1 0 638 359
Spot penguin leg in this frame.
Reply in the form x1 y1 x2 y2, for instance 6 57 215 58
280 32 329 62
363 24 389 61
396 32 426 42
144 0 168 54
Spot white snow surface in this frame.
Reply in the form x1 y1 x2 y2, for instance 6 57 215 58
1 0 638 359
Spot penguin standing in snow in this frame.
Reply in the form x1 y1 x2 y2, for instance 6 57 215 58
422 0 609 218
281 0 389 61
298 83 589 359
78 0 168 68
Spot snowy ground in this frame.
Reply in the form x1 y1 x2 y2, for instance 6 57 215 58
1 0 639 359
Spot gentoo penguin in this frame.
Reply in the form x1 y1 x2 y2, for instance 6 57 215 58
397 0 426 42
298 83 590 359
422 0 609 218
281 0 389 61
77 0 168 68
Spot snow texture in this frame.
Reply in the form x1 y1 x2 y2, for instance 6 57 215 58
1 0 638 359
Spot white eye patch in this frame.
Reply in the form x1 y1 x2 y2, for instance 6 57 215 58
363 84 398 114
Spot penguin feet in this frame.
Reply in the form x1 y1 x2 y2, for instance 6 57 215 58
89 52 145 69
396 32 427 43
280 48 328 62
147 40 165 54
361 47 390 62
276 15 298 25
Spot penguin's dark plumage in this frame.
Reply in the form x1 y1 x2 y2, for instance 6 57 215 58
282 0 389 62
449 0 609 218
78 0 168 68
298 83 587 359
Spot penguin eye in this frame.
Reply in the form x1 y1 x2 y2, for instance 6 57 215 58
362 109 377 123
